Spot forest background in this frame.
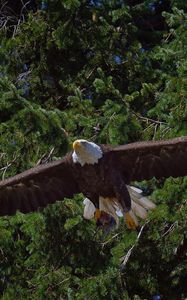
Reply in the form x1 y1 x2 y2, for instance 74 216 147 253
0 0 187 299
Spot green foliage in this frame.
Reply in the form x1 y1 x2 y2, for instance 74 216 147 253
0 0 187 299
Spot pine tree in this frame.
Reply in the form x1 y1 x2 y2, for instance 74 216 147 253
0 1 186 299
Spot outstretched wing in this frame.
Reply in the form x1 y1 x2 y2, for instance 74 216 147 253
108 136 187 183
0 155 79 216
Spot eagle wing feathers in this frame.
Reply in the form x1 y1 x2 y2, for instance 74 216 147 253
110 136 187 182
0 156 79 216
0 136 186 217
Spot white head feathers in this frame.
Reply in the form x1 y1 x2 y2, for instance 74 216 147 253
72 139 103 166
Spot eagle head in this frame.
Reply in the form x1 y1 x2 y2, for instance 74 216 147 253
72 139 103 166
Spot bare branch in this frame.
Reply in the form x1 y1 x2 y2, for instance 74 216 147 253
101 233 120 248
161 221 178 237
132 111 167 125
120 222 148 270
0 155 18 180
36 148 55 165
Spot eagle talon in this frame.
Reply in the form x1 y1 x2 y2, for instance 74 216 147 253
125 212 138 230
94 208 101 220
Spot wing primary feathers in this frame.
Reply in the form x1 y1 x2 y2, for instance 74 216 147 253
0 156 79 216
111 136 187 182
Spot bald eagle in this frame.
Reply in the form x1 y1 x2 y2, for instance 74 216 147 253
0 136 187 229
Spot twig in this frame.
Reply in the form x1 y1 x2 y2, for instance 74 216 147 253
0 0 29 33
120 222 148 270
0 153 6 160
104 112 116 129
36 148 55 165
132 111 167 125
153 123 158 140
161 126 171 138
20 0 30 16
86 67 96 79
101 233 120 248
163 31 173 43
161 221 178 237
0 155 18 180
16 70 32 83
143 122 155 132
52 277 70 287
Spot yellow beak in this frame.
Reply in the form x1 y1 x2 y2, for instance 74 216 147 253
73 140 81 151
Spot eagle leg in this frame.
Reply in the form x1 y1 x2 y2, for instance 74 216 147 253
111 171 139 229
112 173 131 212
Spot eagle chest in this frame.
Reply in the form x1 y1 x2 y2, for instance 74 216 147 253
73 163 105 193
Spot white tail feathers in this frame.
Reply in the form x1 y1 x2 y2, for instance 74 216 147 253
126 186 156 225
83 185 156 227
83 198 96 219
127 185 156 211
131 200 148 220
99 196 121 225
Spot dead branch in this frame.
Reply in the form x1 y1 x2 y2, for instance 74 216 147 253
161 221 178 237
120 222 148 270
132 111 167 125
101 233 120 248
36 148 55 165
0 155 18 180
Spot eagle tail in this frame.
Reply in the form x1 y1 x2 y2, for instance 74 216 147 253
83 186 156 230
127 185 156 220
99 196 120 225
